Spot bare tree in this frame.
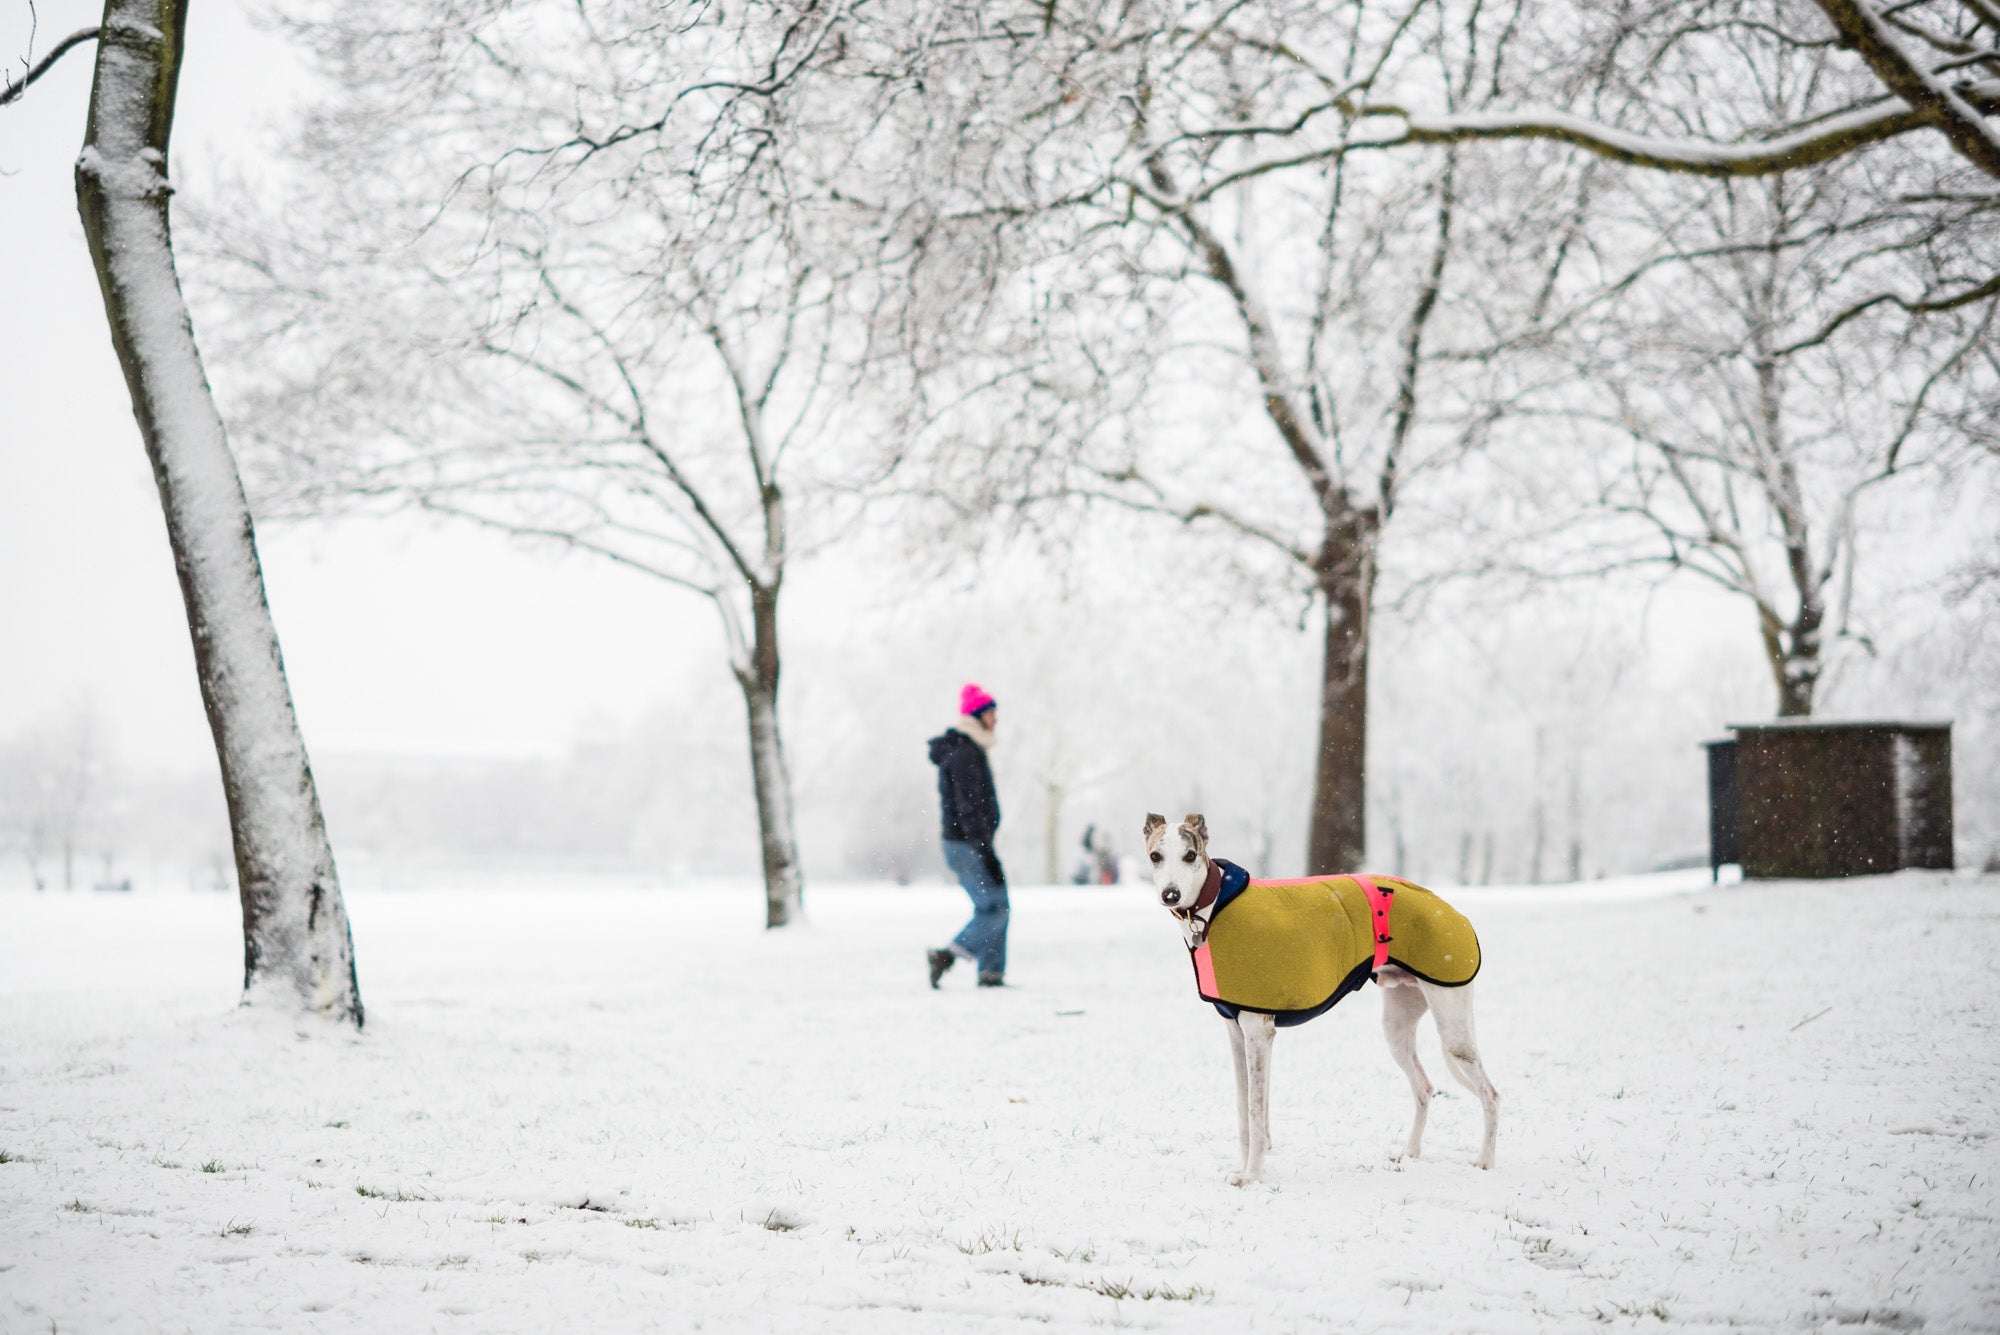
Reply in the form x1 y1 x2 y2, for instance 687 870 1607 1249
194 0 886 927
1492 33 2000 717
0 716 96 891
6 0 361 1021
1015 0 1997 765
866 1 1583 872
48 707 104 892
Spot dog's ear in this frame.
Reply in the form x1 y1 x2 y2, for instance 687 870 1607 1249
1142 812 1167 847
1182 813 1208 845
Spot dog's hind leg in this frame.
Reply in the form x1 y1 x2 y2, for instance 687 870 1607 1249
1226 1017 1250 1167
1426 982 1499 1170
1229 1011 1276 1186
1379 973 1433 1161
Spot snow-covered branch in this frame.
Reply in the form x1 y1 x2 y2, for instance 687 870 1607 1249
1810 0 2000 176
1182 94 1964 196
1375 80 1996 174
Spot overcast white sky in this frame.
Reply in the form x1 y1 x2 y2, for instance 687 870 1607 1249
1 0 737 771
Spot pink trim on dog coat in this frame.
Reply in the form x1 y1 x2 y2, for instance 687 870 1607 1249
1193 942 1219 995
1354 874 1395 970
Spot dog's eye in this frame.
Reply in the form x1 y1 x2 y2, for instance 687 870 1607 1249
1149 851 1163 863
1182 851 1196 863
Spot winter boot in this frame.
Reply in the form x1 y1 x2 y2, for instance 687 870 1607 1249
927 948 956 989
977 973 1005 987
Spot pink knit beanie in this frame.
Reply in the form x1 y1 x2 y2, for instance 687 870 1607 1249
960 683 996 718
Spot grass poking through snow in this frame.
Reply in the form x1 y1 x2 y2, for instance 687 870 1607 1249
355 1185 430 1202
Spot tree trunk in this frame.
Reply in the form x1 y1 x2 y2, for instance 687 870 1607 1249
1758 598 1824 717
75 0 361 1024
1750 252 1823 721
1528 802 1546 884
738 587 804 928
1528 725 1547 884
1566 761 1583 882
1306 514 1377 874
1044 780 1063 887
1768 626 1822 717
1774 668 1816 717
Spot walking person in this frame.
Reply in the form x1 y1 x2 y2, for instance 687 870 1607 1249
927 684 1007 988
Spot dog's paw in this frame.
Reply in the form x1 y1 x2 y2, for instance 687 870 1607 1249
1226 1171 1261 1188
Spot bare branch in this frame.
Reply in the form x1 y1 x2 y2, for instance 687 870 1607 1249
1380 152 1456 523
1773 269 2000 356
1131 154 1340 518
1 25 98 107
413 496 726 601
1076 471 1313 566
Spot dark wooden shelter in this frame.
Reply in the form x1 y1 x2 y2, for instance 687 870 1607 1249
1703 721 1953 880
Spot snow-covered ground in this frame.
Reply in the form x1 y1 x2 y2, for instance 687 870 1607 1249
3 869 1997 1333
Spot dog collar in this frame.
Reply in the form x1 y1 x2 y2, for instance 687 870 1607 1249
1190 861 1222 913
1172 861 1224 942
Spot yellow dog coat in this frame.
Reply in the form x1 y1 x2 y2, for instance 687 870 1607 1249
1189 861 1480 1026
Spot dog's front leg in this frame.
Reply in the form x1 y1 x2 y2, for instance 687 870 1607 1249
1229 1012 1277 1186
1226 1018 1249 1167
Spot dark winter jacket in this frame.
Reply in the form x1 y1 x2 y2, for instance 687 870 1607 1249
928 728 1000 847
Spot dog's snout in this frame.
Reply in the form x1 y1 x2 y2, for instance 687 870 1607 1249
1161 889 1181 906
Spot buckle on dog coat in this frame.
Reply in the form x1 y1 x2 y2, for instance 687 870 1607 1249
1356 874 1394 970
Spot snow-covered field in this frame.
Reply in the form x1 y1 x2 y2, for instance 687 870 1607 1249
3 869 1997 1333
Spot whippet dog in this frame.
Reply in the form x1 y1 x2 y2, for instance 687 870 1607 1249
1144 813 1499 1184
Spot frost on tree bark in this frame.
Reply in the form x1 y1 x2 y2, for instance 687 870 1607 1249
74 0 361 1024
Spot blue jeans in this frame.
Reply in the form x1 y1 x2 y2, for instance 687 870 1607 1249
942 839 1008 978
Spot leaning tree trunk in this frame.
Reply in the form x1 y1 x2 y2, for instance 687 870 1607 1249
1306 513 1377 875
737 586 805 928
75 0 361 1024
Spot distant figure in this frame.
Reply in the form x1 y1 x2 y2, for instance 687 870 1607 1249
1073 824 1119 885
926 683 1007 988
